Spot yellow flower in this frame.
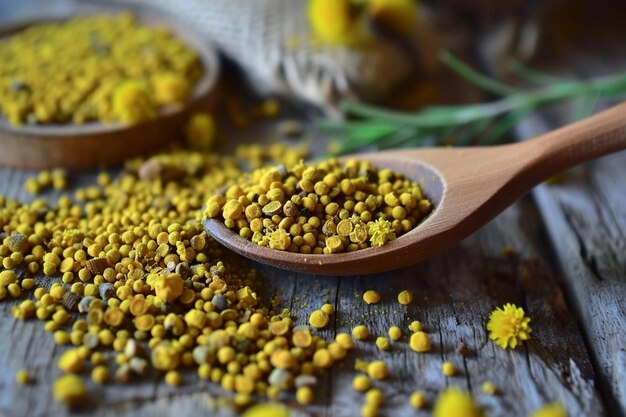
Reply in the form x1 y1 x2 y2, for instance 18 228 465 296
530 403 567 417
307 0 365 45
367 0 419 37
367 218 396 247
487 303 532 349
433 387 483 417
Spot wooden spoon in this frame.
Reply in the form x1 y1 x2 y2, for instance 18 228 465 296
204 102 626 275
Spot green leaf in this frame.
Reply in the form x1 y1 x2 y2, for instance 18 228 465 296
323 53 626 153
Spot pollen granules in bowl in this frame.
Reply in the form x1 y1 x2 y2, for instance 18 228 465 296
204 159 432 254
0 12 202 125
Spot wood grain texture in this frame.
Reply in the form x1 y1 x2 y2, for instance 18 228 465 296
0 166 606 417
510 34 626 416
0 2 221 170
517 115 626 417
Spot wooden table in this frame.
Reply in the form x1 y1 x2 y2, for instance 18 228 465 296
0 6 625 417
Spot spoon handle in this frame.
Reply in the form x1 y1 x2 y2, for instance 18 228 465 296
526 101 626 177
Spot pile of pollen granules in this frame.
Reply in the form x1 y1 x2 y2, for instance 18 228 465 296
0 144 546 417
205 159 432 254
0 145 349 409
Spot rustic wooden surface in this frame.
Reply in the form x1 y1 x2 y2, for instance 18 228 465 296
0 165 609 417
0 90 621 416
0 2 625 417
514 39 626 417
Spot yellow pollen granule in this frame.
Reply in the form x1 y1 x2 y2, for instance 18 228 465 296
307 0 359 46
433 387 482 417
365 388 385 407
112 80 156 124
164 370 182 386
352 325 369 341
409 331 431 352
481 381 497 395
321 303 335 315
367 361 389 381
365 388 384 406
388 326 402 341
15 369 32 385
397 290 413 305
529 403 567 417
353 375 371 392
375 337 391 351
91 366 109 384
361 403 379 417
53 374 87 407
292 329 313 348
363 290 381 304
312 349 333 368
309 310 330 328
296 386 315 405
242 403 289 417
408 320 422 332
185 113 216 151
335 333 354 350
58 349 84 373
442 361 456 376
328 342 347 360
354 359 369 373
409 391 426 409
153 273 184 303
151 343 180 371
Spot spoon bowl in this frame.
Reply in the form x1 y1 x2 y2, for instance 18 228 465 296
204 102 626 275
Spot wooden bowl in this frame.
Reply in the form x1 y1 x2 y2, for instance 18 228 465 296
0 4 221 170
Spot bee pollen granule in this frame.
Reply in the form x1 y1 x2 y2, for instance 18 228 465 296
352 325 369 341
363 290 381 305
410 331 431 352
309 310 330 329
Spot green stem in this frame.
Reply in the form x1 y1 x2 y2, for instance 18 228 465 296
506 59 565 85
320 52 626 155
439 50 518 96
340 72 626 128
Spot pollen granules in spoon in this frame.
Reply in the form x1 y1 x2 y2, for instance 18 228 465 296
204 159 432 254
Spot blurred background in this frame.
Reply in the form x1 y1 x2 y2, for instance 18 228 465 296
1 0 625 157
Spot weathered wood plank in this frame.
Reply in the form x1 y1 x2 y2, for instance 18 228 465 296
512 36 626 416
517 117 626 416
